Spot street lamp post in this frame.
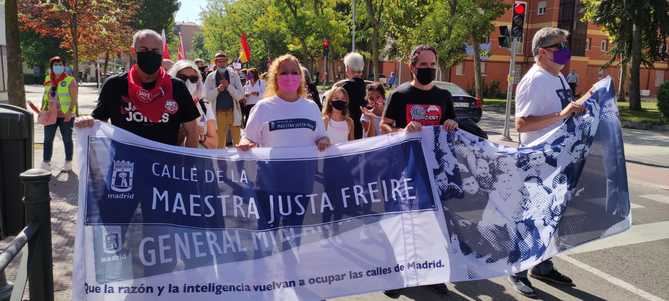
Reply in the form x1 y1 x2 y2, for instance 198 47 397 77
352 0 356 51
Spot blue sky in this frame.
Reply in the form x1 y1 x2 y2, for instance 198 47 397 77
175 0 208 24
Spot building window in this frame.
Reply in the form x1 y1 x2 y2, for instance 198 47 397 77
601 39 608 52
586 38 591 50
538 1 547 16
456 63 464 76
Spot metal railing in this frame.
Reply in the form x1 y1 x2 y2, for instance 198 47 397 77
0 169 54 301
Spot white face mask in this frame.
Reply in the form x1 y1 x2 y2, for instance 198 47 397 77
186 81 198 97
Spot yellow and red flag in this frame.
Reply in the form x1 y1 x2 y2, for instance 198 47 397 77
239 33 251 63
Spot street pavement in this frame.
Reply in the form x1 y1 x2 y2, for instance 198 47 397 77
12 85 669 300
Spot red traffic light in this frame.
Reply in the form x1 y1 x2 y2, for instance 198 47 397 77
514 3 526 15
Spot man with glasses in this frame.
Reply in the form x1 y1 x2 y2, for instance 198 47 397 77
204 52 244 147
75 29 200 147
511 27 591 298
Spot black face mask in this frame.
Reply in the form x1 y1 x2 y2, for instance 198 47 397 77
331 100 347 111
415 67 436 85
136 51 162 74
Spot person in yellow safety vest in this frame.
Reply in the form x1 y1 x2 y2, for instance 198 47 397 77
40 56 78 172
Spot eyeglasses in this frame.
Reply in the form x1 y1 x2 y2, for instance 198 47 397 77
177 74 199 83
542 41 568 49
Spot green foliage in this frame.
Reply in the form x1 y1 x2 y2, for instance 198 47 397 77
134 0 181 33
202 0 348 70
19 29 66 69
658 81 669 119
190 32 211 61
582 0 669 67
134 0 181 56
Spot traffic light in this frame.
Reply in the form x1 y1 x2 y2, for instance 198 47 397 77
498 26 510 48
511 1 527 39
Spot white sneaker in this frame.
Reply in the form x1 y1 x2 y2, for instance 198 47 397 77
40 161 51 171
63 161 73 172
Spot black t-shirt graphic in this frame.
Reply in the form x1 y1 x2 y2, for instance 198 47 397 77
383 82 456 129
342 78 367 139
92 72 200 145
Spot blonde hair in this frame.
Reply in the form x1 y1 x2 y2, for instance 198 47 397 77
264 54 307 98
322 87 349 117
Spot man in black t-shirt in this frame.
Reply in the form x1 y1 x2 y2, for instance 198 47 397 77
342 52 368 139
381 45 458 134
381 45 455 299
75 29 200 146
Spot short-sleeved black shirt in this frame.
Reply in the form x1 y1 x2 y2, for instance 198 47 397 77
342 78 367 139
383 82 455 129
92 72 200 145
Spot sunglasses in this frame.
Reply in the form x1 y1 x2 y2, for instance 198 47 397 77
177 74 199 83
542 41 568 49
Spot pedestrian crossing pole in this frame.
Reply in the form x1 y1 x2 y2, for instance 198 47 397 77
502 37 518 141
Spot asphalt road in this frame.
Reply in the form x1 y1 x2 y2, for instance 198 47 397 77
23 84 669 301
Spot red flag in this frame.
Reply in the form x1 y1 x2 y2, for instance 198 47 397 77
177 32 187 60
239 33 251 63
161 29 171 59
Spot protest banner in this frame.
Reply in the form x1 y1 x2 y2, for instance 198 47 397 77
73 77 629 300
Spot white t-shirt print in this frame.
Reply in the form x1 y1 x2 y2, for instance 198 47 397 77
242 96 326 148
515 64 574 145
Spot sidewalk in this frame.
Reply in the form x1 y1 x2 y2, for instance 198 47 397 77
483 106 669 169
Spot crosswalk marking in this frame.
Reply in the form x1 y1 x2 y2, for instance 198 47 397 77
631 203 645 209
640 194 669 205
561 255 667 301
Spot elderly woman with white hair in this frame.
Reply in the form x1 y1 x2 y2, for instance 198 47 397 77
169 60 218 148
341 52 367 139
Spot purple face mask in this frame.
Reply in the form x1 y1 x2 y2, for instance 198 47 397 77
552 47 572 65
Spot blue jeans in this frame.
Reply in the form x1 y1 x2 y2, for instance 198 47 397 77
43 117 73 162
512 258 554 278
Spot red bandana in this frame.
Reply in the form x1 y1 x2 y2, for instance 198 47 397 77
127 65 174 122
45 72 66 87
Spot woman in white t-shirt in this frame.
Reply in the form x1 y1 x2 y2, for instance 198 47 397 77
322 87 354 144
169 60 218 148
242 68 264 127
237 54 331 150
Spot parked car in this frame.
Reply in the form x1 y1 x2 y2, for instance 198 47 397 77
432 81 483 123
321 79 488 139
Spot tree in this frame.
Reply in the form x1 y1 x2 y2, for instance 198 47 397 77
465 0 507 99
134 0 180 33
201 0 347 73
20 30 65 70
363 0 385 80
386 0 473 78
19 0 139 78
6 0 26 108
190 32 211 61
583 0 669 111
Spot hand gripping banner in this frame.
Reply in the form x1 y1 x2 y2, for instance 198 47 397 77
73 77 629 300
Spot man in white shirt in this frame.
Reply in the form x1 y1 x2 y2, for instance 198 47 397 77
204 52 244 147
511 27 591 298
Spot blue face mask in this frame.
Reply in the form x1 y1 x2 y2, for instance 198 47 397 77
52 65 65 75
